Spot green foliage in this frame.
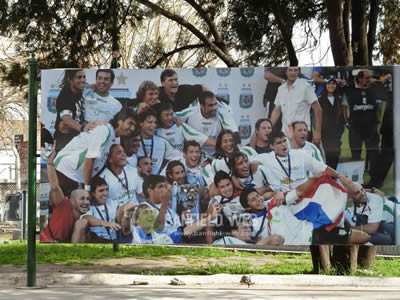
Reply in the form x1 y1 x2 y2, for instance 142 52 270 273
2 62 28 87
223 0 324 65
0 0 144 70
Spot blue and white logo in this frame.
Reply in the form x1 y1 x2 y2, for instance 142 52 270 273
192 68 207 77
216 83 230 104
239 116 252 139
240 67 255 78
239 85 253 109
47 89 60 114
216 68 231 77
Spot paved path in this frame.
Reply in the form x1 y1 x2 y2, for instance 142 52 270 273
2 285 400 300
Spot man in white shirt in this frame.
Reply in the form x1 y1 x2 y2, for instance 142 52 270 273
288 121 323 162
99 144 143 207
175 91 238 156
344 183 392 244
55 108 136 196
74 177 122 243
136 108 181 174
254 131 329 192
270 66 322 146
84 69 122 123
123 175 181 239
154 102 215 152
120 132 141 167
229 151 279 200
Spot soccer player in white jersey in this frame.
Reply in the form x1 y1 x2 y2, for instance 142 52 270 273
240 180 370 245
165 160 208 223
212 219 284 246
121 175 181 242
136 108 181 174
120 131 141 167
175 91 239 156
239 187 314 245
201 129 257 193
55 108 136 196
205 171 243 244
159 140 203 178
122 203 174 245
73 177 122 243
254 131 332 192
99 144 143 207
154 102 216 152
288 121 324 162
182 140 202 177
229 151 282 200
84 69 122 123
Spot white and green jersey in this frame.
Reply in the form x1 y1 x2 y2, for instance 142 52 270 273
202 146 258 187
126 154 137 167
55 123 116 183
81 200 118 240
175 104 238 155
254 150 326 192
250 201 313 245
160 156 201 178
382 197 399 224
209 194 245 226
156 123 208 152
131 226 174 245
143 201 181 235
237 165 270 189
83 88 122 122
99 164 142 207
137 135 182 174
288 140 324 178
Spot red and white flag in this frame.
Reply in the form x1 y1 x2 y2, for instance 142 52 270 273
289 173 347 231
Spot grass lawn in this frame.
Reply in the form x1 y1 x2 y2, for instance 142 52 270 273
1 241 400 277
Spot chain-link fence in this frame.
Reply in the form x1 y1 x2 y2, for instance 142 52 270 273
0 142 41 236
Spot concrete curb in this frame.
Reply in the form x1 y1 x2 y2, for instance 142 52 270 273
4 273 400 288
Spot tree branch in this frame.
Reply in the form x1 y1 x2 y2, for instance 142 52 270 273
183 0 225 50
136 0 238 66
150 43 205 68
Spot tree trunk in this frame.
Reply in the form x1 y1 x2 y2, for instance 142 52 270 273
310 245 331 274
358 245 377 268
352 0 369 65
367 0 379 65
327 0 353 66
271 5 298 66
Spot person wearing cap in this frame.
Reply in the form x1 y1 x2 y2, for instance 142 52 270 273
318 77 346 169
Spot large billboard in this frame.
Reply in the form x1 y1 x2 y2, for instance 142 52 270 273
39 66 398 246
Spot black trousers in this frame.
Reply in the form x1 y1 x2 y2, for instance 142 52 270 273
321 129 343 170
349 125 380 179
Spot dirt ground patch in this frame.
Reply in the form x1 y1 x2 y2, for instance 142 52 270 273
0 255 284 275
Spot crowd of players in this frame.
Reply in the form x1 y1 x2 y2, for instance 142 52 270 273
40 66 396 245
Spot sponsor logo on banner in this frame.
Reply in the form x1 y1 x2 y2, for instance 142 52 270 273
216 68 231 77
239 115 252 139
216 83 230 104
192 68 207 77
240 67 255 78
47 89 60 114
239 84 253 109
